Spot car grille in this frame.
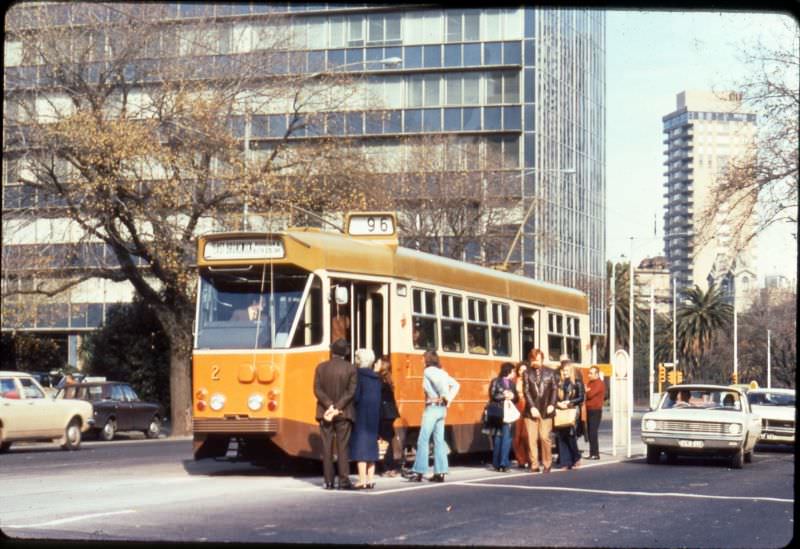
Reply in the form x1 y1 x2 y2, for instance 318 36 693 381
762 419 795 434
193 418 278 433
657 420 727 434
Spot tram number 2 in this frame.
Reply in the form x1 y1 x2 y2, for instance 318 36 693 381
210 365 221 381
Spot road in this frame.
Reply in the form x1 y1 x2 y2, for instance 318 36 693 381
1 418 794 547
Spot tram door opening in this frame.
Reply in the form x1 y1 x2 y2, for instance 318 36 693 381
519 307 539 362
330 279 388 361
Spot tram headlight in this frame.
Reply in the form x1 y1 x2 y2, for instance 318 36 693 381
727 423 742 435
209 393 226 411
247 394 264 411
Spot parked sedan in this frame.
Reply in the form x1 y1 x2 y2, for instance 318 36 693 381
0 371 94 452
58 381 163 441
747 388 795 445
641 384 761 469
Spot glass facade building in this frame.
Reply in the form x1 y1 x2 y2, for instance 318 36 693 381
2 4 606 354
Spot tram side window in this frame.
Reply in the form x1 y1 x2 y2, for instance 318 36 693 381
440 293 464 353
548 312 564 361
412 288 438 350
565 316 581 362
290 277 323 347
467 297 488 354
491 302 511 357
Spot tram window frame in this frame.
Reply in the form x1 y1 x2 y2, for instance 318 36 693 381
412 287 438 351
466 297 488 355
290 276 323 347
490 302 511 357
565 316 581 363
440 292 465 353
547 312 565 361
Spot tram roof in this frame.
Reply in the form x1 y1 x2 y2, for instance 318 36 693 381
198 229 588 314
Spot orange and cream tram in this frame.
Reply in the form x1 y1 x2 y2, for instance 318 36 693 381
192 212 590 463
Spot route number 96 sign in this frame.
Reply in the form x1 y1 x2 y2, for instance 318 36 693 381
347 214 396 236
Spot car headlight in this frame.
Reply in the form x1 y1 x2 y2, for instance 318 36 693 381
247 394 264 411
644 419 657 431
727 423 742 435
209 393 226 411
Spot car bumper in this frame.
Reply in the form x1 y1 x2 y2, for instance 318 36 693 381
758 431 794 444
641 433 744 452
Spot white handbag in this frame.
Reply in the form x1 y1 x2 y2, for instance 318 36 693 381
503 399 521 423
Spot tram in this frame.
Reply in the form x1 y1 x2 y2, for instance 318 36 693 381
192 212 590 463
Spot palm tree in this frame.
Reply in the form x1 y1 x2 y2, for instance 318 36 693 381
676 283 733 382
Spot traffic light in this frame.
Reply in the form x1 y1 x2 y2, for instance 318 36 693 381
658 364 666 383
676 371 683 383
731 371 738 384
667 371 676 384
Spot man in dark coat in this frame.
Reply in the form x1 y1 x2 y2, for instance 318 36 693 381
313 338 357 490
522 348 558 473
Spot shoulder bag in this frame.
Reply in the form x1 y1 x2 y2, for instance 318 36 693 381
554 406 577 429
503 399 521 423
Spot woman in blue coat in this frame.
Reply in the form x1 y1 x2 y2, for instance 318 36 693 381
350 348 382 489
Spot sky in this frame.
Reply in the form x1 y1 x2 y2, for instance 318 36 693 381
605 9 798 284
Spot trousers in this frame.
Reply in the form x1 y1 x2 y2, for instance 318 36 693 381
587 408 602 457
412 405 449 475
320 418 352 485
524 415 553 469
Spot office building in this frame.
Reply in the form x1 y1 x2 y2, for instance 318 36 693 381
2 4 606 364
662 90 757 308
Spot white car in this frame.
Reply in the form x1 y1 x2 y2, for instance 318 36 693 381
747 388 795 445
641 384 761 469
0 371 95 452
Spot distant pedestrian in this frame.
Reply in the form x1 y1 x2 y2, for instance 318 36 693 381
512 362 531 469
407 351 460 483
313 338 357 490
376 356 401 477
350 348 381 489
489 362 518 472
555 361 585 470
585 366 605 459
522 348 558 473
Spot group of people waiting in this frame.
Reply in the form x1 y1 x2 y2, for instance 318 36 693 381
485 349 606 474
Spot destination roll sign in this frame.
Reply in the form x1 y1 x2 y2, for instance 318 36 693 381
204 238 285 260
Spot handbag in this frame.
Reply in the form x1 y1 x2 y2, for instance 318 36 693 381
483 401 503 429
554 406 577 429
503 399 520 423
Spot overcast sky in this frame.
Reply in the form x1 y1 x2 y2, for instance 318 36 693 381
605 9 798 283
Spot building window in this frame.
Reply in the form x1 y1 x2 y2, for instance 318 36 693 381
367 13 401 45
446 10 480 43
466 298 488 354
440 293 464 353
491 302 511 357
412 288 437 350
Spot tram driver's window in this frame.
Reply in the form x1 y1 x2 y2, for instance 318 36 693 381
548 312 564 361
412 288 437 350
490 302 511 357
440 293 464 353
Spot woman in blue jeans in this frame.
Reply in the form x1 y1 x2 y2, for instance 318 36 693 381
489 362 518 472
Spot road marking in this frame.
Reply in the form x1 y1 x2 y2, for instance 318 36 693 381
5 510 137 529
458 482 793 504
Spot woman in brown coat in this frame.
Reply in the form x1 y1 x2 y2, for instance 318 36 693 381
512 361 531 469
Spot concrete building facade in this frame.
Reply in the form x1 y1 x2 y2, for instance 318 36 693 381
2 4 607 365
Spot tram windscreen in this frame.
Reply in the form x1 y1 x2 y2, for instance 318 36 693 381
196 266 319 350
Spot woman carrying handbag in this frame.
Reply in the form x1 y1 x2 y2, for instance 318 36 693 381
488 362 518 472
554 361 585 470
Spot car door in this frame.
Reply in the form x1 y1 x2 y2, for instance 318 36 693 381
121 385 147 429
1 376 27 438
110 384 133 430
17 377 60 437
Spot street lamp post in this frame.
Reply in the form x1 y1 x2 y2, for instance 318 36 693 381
499 167 576 272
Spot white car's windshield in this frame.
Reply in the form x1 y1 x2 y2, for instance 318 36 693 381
748 392 795 407
661 388 742 410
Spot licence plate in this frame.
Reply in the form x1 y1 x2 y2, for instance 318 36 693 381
678 440 704 448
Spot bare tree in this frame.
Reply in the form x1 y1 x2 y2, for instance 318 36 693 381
697 23 799 253
2 3 378 434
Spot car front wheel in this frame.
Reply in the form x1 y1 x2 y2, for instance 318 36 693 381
0 441 12 453
646 445 660 464
145 417 161 439
100 419 117 442
730 448 744 469
61 418 82 451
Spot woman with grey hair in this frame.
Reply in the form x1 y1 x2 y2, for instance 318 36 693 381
349 348 381 489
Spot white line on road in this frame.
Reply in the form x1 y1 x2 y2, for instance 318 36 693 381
5 509 137 529
458 482 793 504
